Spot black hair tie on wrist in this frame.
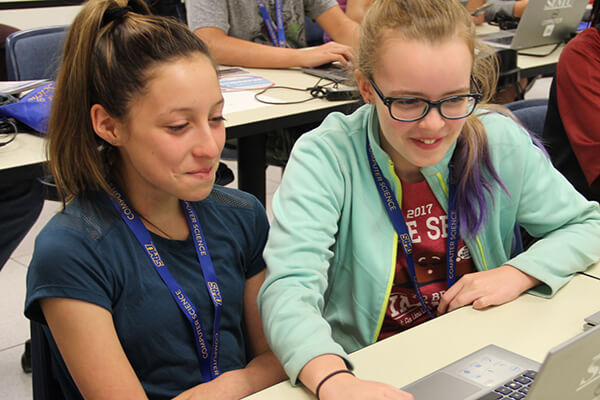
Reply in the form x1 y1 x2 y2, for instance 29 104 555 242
101 6 133 27
315 369 355 400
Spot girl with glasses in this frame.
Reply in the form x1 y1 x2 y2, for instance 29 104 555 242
258 0 600 399
24 1 286 398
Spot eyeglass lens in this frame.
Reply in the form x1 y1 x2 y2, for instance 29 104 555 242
390 96 476 120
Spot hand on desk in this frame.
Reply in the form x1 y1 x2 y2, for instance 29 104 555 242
300 354 414 400
437 265 541 315
174 367 279 400
300 41 354 69
318 374 415 400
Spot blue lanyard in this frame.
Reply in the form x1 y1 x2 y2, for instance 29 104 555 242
366 134 459 319
257 0 286 47
109 189 222 382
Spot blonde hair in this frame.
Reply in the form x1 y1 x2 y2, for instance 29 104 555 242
48 0 215 205
357 0 506 235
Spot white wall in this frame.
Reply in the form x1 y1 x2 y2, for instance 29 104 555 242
0 5 81 30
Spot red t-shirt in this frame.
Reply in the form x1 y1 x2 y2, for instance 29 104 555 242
377 179 475 340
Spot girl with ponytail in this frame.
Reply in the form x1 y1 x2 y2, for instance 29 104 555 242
25 1 285 398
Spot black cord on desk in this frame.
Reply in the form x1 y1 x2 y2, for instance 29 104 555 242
0 118 17 147
254 78 337 105
518 42 562 57
578 272 600 281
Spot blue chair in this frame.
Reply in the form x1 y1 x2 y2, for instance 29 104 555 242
506 98 550 255
505 98 549 138
5 25 68 81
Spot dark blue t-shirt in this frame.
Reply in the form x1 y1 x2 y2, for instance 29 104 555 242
25 186 269 399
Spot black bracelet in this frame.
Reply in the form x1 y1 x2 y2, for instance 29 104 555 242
315 369 355 400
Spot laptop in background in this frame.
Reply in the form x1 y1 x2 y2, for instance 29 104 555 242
479 0 589 50
301 63 355 85
401 324 600 399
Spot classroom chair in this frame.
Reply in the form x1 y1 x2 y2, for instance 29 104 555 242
506 98 550 253
30 321 63 400
5 25 68 81
5 25 69 201
506 98 549 138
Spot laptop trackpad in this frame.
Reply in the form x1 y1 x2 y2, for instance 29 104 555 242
403 372 481 400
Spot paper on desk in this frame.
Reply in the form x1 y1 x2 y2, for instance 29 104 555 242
0 80 50 95
223 91 278 114
218 67 274 92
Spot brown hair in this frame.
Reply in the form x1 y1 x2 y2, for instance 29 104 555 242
356 0 506 236
356 0 497 102
48 0 214 204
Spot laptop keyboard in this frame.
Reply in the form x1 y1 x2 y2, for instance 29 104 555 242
477 370 537 400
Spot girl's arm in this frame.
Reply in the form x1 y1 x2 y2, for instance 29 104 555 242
298 354 414 400
316 5 360 48
345 0 374 24
174 270 287 400
194 26 354 68
237 269 288 392
41 298 148 399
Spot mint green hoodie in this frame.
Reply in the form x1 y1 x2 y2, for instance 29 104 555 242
258 105 600 383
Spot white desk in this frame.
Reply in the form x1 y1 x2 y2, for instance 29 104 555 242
0 69 358 199
0 132 46 185
225 68 357 129
224 68 358 204
246 262 600 399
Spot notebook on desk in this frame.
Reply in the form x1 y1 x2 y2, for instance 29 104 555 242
479 0 589 50
401 324 600 400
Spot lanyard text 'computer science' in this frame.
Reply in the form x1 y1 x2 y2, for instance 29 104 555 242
257 0 286 47
109 188 222 381
365 134 459 319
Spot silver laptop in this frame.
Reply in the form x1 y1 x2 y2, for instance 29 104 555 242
479 0 589 50
402 324 600 399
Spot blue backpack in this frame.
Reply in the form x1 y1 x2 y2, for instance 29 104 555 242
0 81 54 135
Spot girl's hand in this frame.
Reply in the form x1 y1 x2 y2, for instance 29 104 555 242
298 41 355 68
437 265 540 315
318 373 415 400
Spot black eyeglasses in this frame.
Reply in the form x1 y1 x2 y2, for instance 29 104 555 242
369 78 483 122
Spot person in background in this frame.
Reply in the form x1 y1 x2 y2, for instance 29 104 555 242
543 0 600 202
468 0 529 25
144 0 186 21
24 1 285 399
186 0 359 68
258 0 600 399
323 0 373 43
337 0 374 23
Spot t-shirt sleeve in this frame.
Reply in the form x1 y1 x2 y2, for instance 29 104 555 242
25 225 117 324
244 196 270 279
305 0 339 20
186 0 230 33
484 0 517 22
